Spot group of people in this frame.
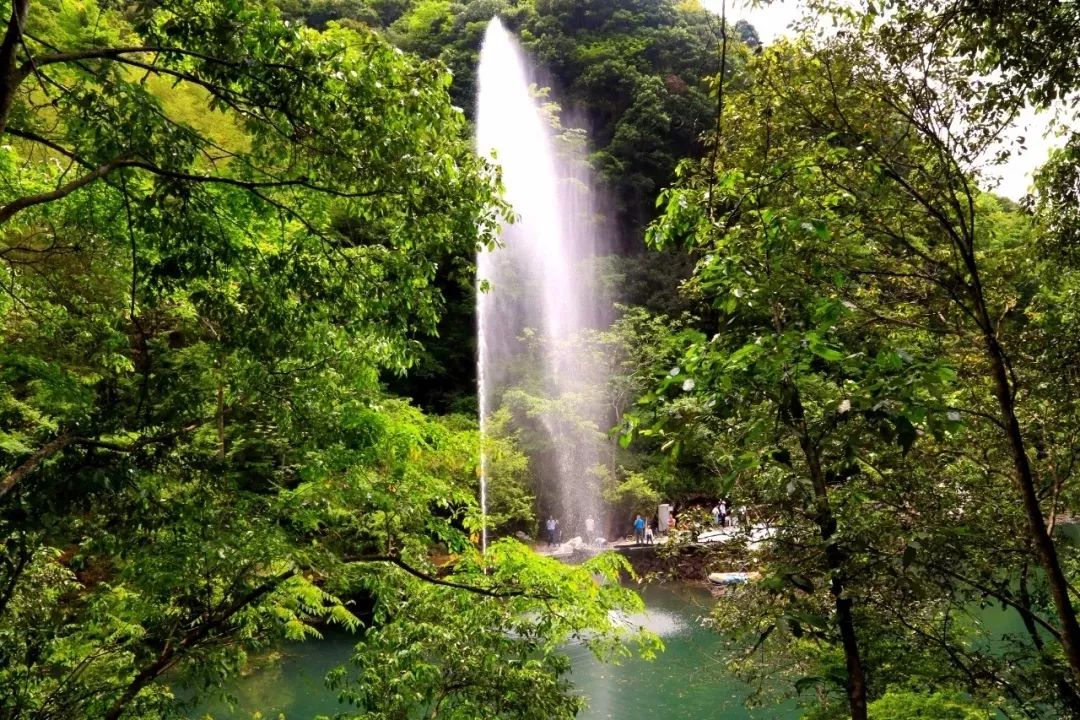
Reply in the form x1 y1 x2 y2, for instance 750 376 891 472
544 515 598 547
545 504 740 549
632 513 675 545
546 513 669 547
711 500 743 528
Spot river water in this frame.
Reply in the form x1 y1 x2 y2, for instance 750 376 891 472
192 582 799 719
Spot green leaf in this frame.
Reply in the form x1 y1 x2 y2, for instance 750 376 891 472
902 544 918 568
808 338 845 363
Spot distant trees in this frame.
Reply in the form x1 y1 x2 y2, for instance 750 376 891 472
288 0 751 410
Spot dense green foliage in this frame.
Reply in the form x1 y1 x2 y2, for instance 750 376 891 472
866 691 992 720
0 1 654 718
621 3 1080 719
5 0 1080 719
291 0 735 411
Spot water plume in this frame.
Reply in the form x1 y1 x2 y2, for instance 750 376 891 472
476 17 613 550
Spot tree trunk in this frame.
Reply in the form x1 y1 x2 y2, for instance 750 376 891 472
216 381 225 460
0 0 29 134
984 329 1080 684
1018 561 1080 717
0 432 74 500
952 219 1080 686
786 382 869 720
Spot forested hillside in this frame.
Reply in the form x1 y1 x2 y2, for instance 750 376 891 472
301 0 746 411
279 0 756 244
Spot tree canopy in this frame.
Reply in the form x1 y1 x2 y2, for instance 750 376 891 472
0 1 653 718
5 1 1080 719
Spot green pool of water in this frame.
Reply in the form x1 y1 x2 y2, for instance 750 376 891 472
191 573 1052 720
191 629 358 719
191 582 799 719
565 583 798 719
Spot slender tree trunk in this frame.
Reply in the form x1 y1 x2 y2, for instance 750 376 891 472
1018 561 1047 653
0 540 30 620
216 381 225 460
786 382 868 720
706 0 727 220
984 329 1080 683
216 353 226 460
831 590 868 720
0 0 29 134
959 245 1080 683
1018 561 1080 717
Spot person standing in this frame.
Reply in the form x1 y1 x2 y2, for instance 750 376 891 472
633 514 646 545
644 521 654 545
546 516 557 547
711 503 721 525
719 500 728 527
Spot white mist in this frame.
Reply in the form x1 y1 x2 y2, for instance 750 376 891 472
476 17 612 551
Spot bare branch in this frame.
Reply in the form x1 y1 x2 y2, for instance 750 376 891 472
0 127 394 228
0 158 129 225
20 44 296 80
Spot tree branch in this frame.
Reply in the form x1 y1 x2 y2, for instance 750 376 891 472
0 158 130 225
0 128 393 228
931 562 1063 641
0 420 207 501
0 431 75 500
73 420 207 453
102 567 296 720
6 126 392 200
20 44 297 80
344 554 546 599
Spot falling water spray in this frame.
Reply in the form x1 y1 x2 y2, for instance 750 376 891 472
476 18 613 551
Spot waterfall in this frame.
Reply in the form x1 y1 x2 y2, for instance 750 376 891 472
476 17 612 551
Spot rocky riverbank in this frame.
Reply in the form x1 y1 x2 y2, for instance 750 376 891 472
616 540 754 583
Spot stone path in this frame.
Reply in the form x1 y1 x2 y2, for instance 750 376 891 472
530 524 774 557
